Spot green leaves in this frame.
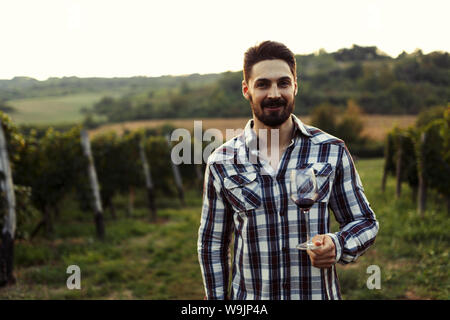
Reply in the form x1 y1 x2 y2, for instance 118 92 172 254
384 107 449 208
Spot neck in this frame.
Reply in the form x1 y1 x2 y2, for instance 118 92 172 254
252 115 294 150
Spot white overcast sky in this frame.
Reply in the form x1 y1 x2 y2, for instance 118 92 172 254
0 0 448 80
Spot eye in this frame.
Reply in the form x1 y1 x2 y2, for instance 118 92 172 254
255 82 268 88
279 80 291 88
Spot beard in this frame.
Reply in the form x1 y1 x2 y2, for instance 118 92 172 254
249 94 294 127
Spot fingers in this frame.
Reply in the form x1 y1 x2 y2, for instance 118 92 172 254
308 251 334 265
309 235 334 255
307 235 336 268
312 260 336 268
311 234 325 247
308 255 335 268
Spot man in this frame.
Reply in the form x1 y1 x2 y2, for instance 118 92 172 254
197 41 379 300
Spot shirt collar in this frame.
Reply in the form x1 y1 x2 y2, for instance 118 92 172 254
243 114 311 149
291 114 312 138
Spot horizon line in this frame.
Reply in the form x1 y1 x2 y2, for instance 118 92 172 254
1 44 448 82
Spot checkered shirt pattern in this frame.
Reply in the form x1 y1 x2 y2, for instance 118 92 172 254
197 115 379 300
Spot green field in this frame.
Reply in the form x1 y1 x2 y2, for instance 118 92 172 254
6 92 118 125
0 159 448 299
334 159 448 300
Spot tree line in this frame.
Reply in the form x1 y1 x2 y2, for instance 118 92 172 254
82 46 448 126
0 74 221 102
0 45 448 125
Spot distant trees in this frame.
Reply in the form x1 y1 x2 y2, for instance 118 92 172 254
0 74 222 101
309 100 382 157
332 44 390 61
310 100 366 144
0 101 15 113
1 45 448 125
83 46 448 124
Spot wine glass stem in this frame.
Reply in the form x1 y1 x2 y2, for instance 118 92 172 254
304 209 310 244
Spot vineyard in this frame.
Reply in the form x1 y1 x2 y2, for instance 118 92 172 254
0 111 203 286
382 106 449 215
0 107 448 299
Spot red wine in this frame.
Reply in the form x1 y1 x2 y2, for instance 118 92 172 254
294 199 315 209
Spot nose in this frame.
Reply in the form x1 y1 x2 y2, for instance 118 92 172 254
267 83 281 98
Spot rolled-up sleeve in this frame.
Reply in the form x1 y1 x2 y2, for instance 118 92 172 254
197 162 234 299
327 145 379 265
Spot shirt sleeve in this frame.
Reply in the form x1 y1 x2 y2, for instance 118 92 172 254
197 162 234 299
326 145 379 265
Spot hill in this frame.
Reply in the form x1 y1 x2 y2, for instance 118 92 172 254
1 45 448 126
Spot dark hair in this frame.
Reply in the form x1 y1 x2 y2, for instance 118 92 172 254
243 41 297 83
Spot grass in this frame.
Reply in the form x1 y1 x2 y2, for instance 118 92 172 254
335 159 449 300
6 92 120 125
0 159 448 300
2 189 205 299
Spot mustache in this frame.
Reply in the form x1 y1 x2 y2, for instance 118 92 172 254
261 98 287 109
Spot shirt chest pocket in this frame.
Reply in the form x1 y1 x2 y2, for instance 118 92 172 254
223 172 262 212
296 162 334 203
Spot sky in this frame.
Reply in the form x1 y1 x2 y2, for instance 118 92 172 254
0 0 449 80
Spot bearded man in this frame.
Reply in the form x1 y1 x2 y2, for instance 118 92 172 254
197 41 379 300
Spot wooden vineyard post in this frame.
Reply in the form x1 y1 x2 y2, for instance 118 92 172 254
381 166 388 193
166 135 185 206
80 130 105 240
139 139 157 222
395 135 403 199
0 123 16 286
381 133 393 193
417 132 427 217
195 164 203 191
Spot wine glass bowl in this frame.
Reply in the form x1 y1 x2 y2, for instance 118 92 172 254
290 168 320 250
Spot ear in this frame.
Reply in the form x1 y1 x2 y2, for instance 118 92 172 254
294 79 299 96
242 80 250 100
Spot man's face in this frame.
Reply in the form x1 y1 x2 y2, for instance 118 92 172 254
242 59 298 127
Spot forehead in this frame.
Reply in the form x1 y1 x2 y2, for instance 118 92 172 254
249 59 294 83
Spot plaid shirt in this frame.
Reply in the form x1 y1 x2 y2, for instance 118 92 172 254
197 115 379 300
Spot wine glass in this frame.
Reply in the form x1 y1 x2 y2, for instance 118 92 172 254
290 168 320 250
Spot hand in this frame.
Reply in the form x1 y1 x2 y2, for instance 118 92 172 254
307 234 336 268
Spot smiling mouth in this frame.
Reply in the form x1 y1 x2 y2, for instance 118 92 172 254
262 98 287 110
264 105 283 110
